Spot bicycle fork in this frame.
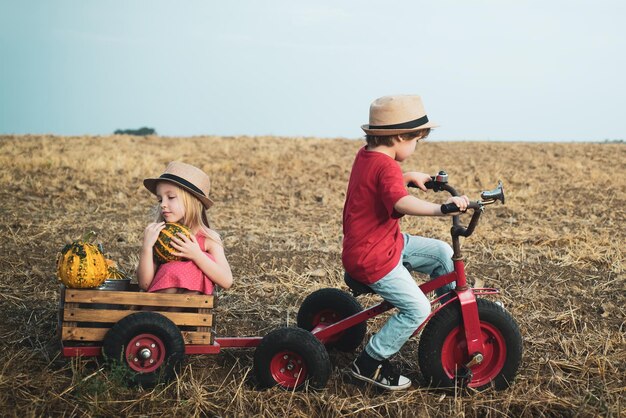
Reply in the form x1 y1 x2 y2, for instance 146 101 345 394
453 258 486 386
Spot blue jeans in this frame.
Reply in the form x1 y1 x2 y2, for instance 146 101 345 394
364 234 455 361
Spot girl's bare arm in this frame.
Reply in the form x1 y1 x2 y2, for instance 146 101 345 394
169 232 234 289
137 222 165 290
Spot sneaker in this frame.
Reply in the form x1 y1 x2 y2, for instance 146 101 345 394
349 351 412 391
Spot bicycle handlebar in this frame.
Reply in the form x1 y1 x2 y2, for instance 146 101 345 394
440 200 488 214
408 171 505 239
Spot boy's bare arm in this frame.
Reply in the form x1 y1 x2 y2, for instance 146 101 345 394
394 195 470 216
394 195 442 215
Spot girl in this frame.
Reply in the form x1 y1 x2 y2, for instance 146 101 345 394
137 161 233 294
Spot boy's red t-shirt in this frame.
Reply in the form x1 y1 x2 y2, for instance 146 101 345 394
342 146 408 284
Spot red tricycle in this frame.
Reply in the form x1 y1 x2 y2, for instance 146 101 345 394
59 173 522 391
252 172 522 391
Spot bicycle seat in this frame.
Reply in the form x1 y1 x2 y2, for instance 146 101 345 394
344 273 374 297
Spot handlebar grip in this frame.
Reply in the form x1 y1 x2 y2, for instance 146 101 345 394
408 180 436 189
441 203 460 214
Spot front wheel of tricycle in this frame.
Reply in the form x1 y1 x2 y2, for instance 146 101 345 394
103 312 185 388
418 298 522 391
253 327 331 390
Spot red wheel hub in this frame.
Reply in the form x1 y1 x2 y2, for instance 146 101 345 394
125 333 166 373
269 351 307 389
312 309 342 343
441 323 506 387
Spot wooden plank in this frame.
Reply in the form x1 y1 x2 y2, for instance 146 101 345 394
198 308 211 334
62 327 108 342
182 331 213 345
65 302 78 329
65 289 214 308
62 326 212 345
64 307 213 327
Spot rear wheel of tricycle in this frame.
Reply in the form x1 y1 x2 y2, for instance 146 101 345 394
418 298 522 391
103 312 185 388
254 327 331 390
297 288 366 351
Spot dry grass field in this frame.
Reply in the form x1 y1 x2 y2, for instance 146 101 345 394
0 135 624 417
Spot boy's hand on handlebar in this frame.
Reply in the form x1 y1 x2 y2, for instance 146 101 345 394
443 195 470 214
403 171 432 191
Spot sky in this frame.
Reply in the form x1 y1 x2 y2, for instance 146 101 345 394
1 1 625 141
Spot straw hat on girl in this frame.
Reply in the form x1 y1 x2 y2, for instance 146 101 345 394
143 161 214 209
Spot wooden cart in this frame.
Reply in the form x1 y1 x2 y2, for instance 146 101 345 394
59 284 261 387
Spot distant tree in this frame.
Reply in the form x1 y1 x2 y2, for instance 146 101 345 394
114 127 157 136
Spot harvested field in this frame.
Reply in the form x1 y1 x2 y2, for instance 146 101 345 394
0 135 624 417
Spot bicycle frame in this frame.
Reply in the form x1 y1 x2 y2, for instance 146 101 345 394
310 262 498 358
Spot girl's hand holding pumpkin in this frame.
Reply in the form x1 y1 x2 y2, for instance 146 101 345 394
143 222 165 249
169 233 204 261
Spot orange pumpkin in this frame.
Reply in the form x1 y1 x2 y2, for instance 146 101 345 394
57 233 108 288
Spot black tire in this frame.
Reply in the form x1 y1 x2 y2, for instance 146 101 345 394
297 288 367 352
418 298 522 391
103 312 185 387
254 327 331 390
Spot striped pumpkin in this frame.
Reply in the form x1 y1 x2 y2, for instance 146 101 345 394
57 236 108 288
153 222 192 264
106 259 130 280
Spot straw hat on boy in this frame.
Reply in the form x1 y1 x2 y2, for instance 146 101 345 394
362 95 438 136
144 161 214 209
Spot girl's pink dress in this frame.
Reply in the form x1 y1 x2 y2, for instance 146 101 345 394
148 234 215 294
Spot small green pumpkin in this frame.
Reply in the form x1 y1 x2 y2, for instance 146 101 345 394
106 259 130 280
57 232 108 288
153 223 192 264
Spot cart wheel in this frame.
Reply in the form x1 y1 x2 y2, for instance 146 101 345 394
418 298 522 391
254 327 331 390
103 312 185 387
297 288 366 352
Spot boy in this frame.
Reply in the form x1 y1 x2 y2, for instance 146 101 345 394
343 95 469 390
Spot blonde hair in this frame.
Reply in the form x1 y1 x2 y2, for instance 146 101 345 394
153 183 222 244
